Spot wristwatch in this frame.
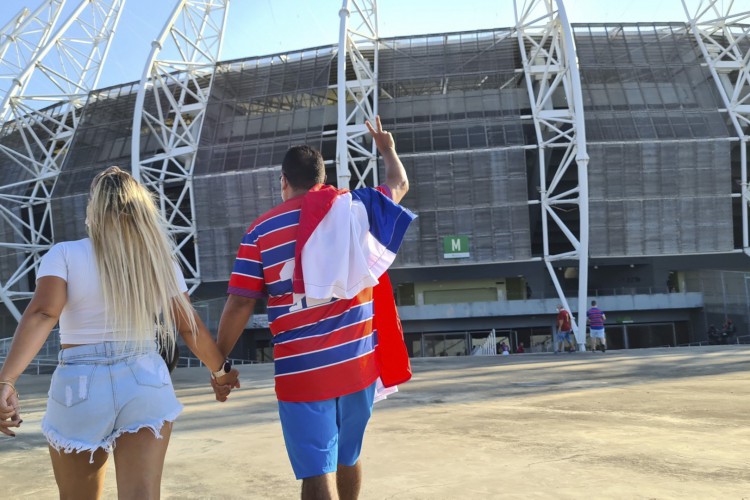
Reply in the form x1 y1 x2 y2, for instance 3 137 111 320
211 359 232 380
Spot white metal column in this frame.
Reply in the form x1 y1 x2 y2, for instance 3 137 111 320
131 0 230 293
0 0 66 116
0 0 125 321
335 0 379 189
514 0 590 348
683 1 750 255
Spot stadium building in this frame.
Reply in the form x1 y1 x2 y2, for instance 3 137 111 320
1 0 749 361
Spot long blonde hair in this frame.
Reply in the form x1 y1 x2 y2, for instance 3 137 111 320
86 166 197 354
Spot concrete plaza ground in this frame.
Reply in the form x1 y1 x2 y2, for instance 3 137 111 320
1 346 749 499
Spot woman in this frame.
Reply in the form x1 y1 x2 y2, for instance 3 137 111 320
0 167 239 499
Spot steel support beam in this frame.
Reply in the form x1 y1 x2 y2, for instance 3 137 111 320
683 1 750 255
0 0 66 117
131 0 230 293
514 0 590 349
0 0 125 321
336 0 379 189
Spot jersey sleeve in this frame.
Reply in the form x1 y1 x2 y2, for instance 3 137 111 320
227 227 267 299
375 184 392 199
37 243 67 283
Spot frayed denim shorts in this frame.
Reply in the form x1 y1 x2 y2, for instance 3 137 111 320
41 341 183 459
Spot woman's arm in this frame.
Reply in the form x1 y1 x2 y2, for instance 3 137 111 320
0 276 67 436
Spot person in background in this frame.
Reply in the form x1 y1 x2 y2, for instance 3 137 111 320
516 342 525 354
587 300 607 353
555 304 576 353
721 318 736 344
707 324 720 345
500 342 510 356
0 167 238 499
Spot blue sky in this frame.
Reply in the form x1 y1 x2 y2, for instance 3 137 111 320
4 0 693 91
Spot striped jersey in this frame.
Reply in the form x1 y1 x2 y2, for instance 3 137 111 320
228 185 402 402
587 307 606 328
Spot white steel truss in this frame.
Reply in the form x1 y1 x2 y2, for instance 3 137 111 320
131 0 230 293
514 0 589 348
683 1 750 255
335 0 379 189
0 0 66 119
0 0 124 321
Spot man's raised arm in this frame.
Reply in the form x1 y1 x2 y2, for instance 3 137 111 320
365 115 409 204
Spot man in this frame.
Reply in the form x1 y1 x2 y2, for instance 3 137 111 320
215 116 412 500
721 318 736 344
587 300 607 352
555 304 576 353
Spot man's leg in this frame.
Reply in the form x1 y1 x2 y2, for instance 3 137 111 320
336 382 375 500
278 398 339 498
337 462 362 500
302 473 337 500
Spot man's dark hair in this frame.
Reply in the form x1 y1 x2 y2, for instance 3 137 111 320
281 145 325 190
591 300 597 306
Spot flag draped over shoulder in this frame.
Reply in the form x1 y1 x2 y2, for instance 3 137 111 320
292 184 416 387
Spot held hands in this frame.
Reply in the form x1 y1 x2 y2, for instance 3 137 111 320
210 368 240 403
365 115 395 154
0 382 21 437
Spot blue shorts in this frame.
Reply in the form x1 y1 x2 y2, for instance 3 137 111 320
278 382 376 480
42 342 183 458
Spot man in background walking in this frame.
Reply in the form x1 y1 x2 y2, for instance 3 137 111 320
555 304 576 353
587 300 607 352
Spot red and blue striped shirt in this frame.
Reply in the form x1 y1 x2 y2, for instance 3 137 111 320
228 185 403 402
587 307 606 329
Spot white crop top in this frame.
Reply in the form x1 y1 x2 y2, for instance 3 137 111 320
37 238 188 344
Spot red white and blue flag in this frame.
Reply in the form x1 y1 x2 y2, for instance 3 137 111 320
228 183 415 401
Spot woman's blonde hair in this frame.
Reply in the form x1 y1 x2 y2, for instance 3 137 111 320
86 166 197 354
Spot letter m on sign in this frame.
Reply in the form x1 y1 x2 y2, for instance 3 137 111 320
443 236 469 259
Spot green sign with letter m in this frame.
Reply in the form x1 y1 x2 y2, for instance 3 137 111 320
443 235 469 259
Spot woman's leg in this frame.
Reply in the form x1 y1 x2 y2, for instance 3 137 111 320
49 446 109 500
112 422 172 500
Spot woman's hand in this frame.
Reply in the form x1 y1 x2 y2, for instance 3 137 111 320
0 382 21 437
210 368 240 403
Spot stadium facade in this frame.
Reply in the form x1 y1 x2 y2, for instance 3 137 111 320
1 1 750 360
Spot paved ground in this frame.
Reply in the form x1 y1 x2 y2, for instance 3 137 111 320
1 346 749 499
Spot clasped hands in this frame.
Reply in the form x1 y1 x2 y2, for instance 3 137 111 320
210 369 240 402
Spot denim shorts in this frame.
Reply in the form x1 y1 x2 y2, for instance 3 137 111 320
556 331 573 343
41 342 183 460
278 382 376 479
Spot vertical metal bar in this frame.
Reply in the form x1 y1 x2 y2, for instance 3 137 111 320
557 0 590 351
682 1 750 254
623 325 629 349
336 0 351 189
131 0 230 293
515 0 589 350
0 0 125 322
